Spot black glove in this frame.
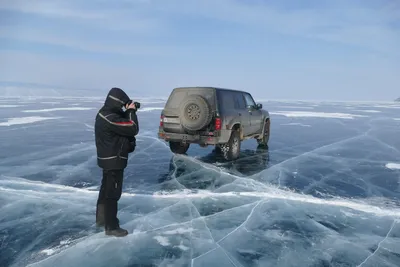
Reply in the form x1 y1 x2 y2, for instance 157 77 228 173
128 137 136 153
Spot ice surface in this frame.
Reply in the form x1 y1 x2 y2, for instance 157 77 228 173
372 105 400 109
1 97 400 267
22 107 95 113
0 116 61 126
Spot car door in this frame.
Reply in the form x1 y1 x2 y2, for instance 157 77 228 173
233 91 251 136
218 90 242 130
243 93 263 134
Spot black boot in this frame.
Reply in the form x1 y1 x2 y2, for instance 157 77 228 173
105 227 128 237
96 204 105 227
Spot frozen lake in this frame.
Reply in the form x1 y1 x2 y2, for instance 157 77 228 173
0 96 399 267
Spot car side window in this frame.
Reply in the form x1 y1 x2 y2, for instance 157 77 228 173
234 92 246 109
218 91 235 111
243 93 256 108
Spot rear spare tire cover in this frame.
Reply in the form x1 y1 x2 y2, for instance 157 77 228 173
179 94 212 131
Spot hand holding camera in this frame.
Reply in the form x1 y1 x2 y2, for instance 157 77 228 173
125 100 141 111
127 102 136 110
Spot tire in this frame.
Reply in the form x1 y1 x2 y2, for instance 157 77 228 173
257 119 270 148
179 95 212 132
169 141 190 154
220 130 241 161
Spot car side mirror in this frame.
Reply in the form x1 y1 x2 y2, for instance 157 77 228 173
256 103 263 109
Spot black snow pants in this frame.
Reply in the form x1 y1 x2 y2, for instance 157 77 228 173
96 169 124 230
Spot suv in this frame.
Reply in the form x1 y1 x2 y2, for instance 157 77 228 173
158 87 270 160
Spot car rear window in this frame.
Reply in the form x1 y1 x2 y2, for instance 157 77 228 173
217 90 246 111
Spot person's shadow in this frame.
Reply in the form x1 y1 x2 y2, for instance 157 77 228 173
158 144 270 184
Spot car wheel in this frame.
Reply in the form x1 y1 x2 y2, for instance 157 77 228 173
169 141 190 154
257 119 270 148
179 94 212 132
221 130 241 161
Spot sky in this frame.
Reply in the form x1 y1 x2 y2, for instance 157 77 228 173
0 0 399 101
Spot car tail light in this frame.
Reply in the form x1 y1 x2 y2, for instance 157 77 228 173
215 117 221 131
160 115 164 127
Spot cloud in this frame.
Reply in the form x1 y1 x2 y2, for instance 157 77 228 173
0 1 172 56
0 0 104 19
150 0 400 56
0 0 162 33
1 0 399 56
1 0 399 57
0 26 175 56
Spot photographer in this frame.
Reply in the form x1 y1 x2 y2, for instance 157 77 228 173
94 87 140 237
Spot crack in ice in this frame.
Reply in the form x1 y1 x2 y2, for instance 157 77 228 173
191 201 262 264
186 201 245 267
356 220 398 267
263 132 369 173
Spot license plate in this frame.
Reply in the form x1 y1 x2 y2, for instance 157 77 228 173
163 117 180 124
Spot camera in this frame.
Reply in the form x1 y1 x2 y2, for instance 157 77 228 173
126 100 140 110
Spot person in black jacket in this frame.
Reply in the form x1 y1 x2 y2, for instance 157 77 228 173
94 87 139 237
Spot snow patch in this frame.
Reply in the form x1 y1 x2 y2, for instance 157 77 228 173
277 106 314 109
0 116 60 126
40 102 61 105
0 105 22 108
22 107 94 113
386 163 400 170
281 123 311 127
270 111 368 119
40 249 57 256
138 107 163 112
149 190 400 218
40 238 73 256
3 177 400 219
175 243 190 251
354 110 381 113
153 236 170 246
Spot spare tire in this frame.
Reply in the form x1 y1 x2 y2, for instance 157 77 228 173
179 94 212 131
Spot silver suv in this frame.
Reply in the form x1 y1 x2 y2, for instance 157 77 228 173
158 87 270 160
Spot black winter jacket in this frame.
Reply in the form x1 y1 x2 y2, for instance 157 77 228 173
95 88 139 170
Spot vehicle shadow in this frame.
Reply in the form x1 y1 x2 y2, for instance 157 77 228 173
158 144 270 184
203 144 270 176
